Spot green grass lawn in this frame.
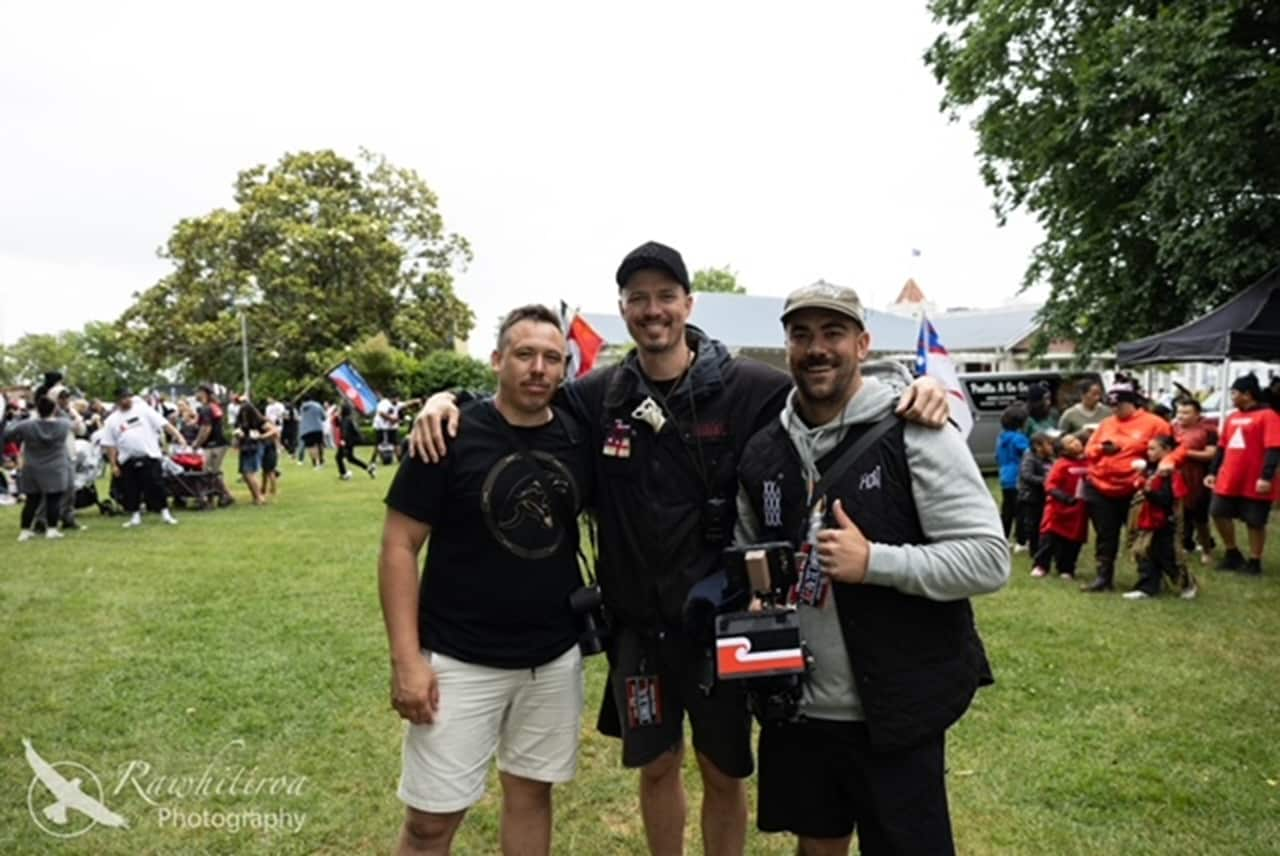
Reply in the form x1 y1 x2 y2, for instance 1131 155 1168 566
1 464 1278 855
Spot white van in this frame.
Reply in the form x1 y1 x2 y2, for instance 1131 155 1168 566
960 370 1105 471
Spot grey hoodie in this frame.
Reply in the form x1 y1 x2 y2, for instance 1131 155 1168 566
735 363 1009 721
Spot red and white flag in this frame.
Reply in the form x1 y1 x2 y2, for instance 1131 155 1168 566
561 303 605 378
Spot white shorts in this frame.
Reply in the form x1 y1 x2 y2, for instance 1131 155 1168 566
398 646 584 814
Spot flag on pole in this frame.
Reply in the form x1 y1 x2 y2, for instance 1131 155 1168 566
915 314 974 438
560 302 605 379
327 361 379 415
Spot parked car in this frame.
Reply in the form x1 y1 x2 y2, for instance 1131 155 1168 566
960 370 1106 471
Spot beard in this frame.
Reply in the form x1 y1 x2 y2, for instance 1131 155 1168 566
626 316 682 353
791 356 857 407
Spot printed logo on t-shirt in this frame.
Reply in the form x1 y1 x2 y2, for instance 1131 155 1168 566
480 451 579 560
1228 428 1247 450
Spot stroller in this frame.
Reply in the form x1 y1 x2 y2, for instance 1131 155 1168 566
72 437 120 516
164 449 223 510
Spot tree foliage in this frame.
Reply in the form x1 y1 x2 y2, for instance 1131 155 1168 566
402 350 496 397
121 149 475 388
0 324 159 397
925 1 1280 355
691 265 746 294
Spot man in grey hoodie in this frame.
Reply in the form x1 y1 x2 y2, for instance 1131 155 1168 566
735 281 1009 855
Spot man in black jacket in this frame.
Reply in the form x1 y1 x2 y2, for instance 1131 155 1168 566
735 282 1008 855
411 243 950 855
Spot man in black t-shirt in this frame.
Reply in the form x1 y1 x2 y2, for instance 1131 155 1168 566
379 305 591 856
193 384 234 505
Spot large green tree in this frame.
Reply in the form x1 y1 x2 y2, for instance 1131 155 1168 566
925 1 1280 355
0 324 157 397
121 149 474 389
691 265 746 294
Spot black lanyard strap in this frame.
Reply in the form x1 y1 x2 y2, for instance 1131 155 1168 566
797 414 899 542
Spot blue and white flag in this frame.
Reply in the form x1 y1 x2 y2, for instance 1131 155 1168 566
328 361 379 415
915 315 974 438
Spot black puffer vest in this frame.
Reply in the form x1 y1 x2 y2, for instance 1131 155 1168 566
738 416 994 752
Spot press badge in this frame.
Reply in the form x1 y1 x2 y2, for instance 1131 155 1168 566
625 675 663 728
791 499 829 608
603 420 633 458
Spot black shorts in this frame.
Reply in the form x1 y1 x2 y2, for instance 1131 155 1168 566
1210 494 1272 529
301 431 324 449
758 719 954 854
1183 490 1211 525
597 625 753 778
260 443 278 473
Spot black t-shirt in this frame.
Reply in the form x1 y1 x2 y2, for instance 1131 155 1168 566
236 409 262 453
384 400 592 669
198 404 227 448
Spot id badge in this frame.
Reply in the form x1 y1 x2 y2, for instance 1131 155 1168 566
625 675 663 728
792 542 829 608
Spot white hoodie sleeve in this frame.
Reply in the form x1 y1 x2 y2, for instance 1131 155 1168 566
863 422 1010 601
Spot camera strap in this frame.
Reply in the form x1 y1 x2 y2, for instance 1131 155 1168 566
799 414 899 542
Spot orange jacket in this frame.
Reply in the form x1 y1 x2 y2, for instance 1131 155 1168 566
1085 410 1172 497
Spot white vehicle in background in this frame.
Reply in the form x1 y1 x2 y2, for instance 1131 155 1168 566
960 370 1106 472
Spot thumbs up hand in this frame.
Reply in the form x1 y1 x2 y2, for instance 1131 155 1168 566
817 499 870 584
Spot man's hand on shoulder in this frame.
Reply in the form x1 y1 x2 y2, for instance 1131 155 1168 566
408 392 461 463
895 375 950 429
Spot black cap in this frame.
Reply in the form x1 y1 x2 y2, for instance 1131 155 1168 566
1231 373 1261 397
615 241 690 291
115 386 134 401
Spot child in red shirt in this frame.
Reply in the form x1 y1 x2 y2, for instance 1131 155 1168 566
1032 432 1090 579
1125 435 1197 600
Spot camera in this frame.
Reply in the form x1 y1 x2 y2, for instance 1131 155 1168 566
692 543 811 723
568 584 609 657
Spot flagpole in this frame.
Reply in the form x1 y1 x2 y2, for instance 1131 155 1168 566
288 360 348 406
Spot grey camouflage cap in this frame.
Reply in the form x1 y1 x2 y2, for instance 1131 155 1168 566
780 280 866 327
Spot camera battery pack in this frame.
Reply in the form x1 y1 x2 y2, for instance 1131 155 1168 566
715 609 805 680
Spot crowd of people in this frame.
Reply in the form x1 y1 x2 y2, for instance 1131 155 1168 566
996 374 1280 600
1 374 409 541
4 241 1277 855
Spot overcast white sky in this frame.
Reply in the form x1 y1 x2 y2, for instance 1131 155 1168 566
0 1 1046 358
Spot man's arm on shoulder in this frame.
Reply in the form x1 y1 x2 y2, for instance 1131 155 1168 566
863 360 950 428
863 423 1010 601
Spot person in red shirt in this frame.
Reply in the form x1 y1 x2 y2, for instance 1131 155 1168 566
1172 398 1219 564
1207 374 1280 576
1032 432 1090 579
1124 435 1197 600
1081 379 1171 593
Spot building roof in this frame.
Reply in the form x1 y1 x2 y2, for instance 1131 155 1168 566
582 292 1043 355
893 278 927 305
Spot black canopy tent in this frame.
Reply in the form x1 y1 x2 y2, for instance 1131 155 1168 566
1116 265 1280 366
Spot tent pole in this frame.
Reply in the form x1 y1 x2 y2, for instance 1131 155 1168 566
1219 357 1230 433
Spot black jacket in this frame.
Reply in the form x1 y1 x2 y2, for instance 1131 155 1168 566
560 327 790 628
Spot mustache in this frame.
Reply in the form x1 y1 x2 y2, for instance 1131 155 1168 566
799 358 838 370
